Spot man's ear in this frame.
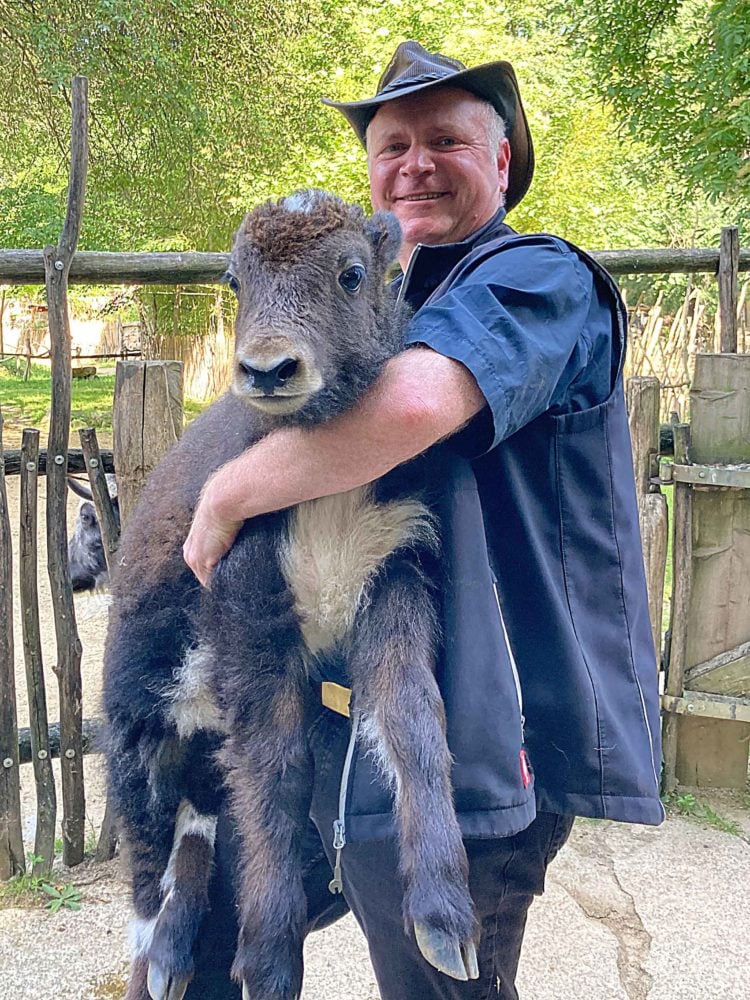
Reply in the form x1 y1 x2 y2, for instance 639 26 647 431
366 211 402 268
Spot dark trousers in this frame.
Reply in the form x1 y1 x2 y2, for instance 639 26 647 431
186 705 573 1000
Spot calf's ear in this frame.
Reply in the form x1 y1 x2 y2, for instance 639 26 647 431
366 211 402 267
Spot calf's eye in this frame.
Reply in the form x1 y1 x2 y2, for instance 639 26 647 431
338 265 365 294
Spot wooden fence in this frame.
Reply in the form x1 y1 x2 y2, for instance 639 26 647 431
1 77 749 880
623 277 750 424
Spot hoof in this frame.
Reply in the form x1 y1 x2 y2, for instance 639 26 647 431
147 961 191 1000
413 922 479 982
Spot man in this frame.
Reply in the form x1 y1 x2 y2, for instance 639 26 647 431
183 41 664 999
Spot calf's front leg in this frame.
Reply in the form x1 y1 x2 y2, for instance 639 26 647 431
349 558 479 981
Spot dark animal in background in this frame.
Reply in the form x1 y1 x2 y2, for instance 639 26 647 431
104 190 478 1000
67 475 120 591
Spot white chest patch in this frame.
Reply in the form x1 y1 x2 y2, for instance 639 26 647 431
280 486 436 656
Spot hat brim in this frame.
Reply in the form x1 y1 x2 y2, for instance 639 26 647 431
322 60 533 212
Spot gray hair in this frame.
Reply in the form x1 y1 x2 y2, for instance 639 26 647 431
481 101 506 154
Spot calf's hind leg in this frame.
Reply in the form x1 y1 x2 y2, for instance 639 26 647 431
117 727 221 1000
145 797 218 1000
348 559 479 981
218 670 312 1000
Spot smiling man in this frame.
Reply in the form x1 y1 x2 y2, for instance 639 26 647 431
367 87 511 261
181 42 664 1000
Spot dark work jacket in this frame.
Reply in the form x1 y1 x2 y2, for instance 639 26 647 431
344 208 665 842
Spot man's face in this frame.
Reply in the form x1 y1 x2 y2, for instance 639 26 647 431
367 87 510 267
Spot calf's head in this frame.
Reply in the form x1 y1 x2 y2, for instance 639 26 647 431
67 475 120 592
224 190 404 425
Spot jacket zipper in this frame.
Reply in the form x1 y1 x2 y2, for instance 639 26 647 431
396 243 425 307
328 708 361 895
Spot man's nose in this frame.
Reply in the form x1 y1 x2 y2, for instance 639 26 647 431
399 145 436 177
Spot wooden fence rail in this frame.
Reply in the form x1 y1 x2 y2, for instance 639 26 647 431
1 448 115 477
1 246 749 286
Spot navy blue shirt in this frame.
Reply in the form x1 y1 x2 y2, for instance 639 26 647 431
344 208 664 841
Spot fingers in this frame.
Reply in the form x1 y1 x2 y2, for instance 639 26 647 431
182 496 242 588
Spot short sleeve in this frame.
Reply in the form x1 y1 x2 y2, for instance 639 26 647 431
404 237 597 452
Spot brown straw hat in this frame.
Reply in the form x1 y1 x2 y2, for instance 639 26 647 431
323 40 534 211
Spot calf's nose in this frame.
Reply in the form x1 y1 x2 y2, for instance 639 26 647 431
237 356 300 393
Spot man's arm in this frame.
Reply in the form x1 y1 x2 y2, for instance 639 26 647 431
183 346 485 586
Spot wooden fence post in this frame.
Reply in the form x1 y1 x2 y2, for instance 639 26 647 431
672 355 750 787
113 360 183 527
627 377 669 669
102 359 182 858
20 429 57 874
79 427 121 862
662 424 692 794
718 226 739 353
44 75 88 866
0 410 25 879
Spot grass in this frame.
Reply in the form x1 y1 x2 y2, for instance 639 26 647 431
0 359 205 445
1 360 115 436
663 791 743 837
0 854 82 912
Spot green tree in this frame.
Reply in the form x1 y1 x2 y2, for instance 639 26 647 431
560 0 750 217
0 0 342 249
0 0 741 255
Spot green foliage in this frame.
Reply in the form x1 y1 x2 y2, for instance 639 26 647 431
0 0 338 249
42 882 82 913
0 853 81 912
560 0 750 230
663 791 743 836
0 0 742 258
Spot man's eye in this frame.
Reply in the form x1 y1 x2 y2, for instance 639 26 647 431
437 137 459 147
220 271 240 294
338 265 365 293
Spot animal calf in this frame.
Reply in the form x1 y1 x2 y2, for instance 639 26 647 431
67 475 119 591
104 191 478 1000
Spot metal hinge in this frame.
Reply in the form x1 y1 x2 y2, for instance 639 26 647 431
657 461 750 489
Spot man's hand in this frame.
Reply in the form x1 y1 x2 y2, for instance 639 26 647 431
183 472 244 588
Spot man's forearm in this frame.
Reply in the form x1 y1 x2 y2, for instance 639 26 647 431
184 348 485 585
209 347 483 520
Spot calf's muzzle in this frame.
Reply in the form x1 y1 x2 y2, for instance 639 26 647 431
237 356 300 394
